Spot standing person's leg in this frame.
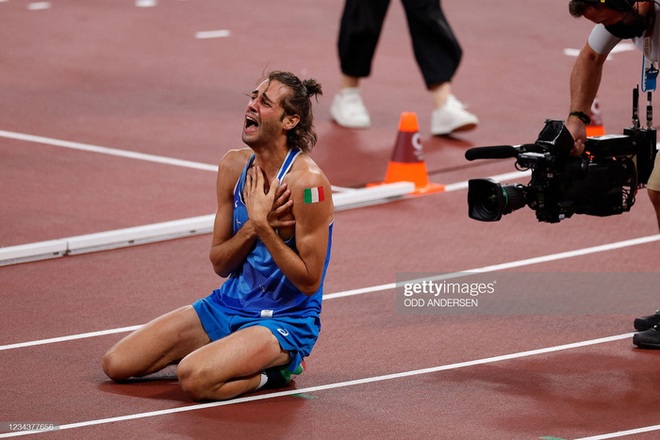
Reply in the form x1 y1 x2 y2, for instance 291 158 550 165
401 0 462 88
402 0 478 135
649 189 660 231
630 148 660 348
646 156 660 231
102 306 210 381
332 0 391 128
337 0 391 79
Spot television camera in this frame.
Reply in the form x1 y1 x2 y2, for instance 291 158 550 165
466 87 657 223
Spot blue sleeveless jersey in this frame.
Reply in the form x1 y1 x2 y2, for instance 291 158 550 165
210 148 333 319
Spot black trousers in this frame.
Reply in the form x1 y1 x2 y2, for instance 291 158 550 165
337 0 462 89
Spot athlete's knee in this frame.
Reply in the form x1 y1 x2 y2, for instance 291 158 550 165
178 357 212 400
178 357 242 401
102 347 133 382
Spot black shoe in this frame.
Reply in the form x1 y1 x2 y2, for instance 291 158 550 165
633 310 660 331
633 325 660 349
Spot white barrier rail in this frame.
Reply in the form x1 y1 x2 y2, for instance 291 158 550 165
0 182 416 266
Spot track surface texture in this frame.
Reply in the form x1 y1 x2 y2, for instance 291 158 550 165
1 1 658 439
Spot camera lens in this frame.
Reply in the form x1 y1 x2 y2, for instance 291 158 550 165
468 179 528 222
480 185 500 216
501 184 526 214
468 179 505 221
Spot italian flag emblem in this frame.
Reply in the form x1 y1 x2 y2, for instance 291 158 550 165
303 186 325 204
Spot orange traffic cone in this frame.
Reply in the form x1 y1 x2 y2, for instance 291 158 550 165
586 96 605 137
371 112 444 195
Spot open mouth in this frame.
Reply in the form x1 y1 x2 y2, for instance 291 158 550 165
245 115 259 131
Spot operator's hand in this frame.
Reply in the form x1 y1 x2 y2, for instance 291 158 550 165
566 117 587 156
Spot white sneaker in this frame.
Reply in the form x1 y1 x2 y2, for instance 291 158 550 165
330 88 371 128
431 95 478 136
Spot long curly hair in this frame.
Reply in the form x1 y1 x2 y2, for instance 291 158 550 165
267 71 323 153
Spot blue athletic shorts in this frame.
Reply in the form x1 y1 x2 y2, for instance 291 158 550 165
192 296 320 373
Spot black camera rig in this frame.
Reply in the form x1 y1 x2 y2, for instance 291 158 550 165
466 87 657 223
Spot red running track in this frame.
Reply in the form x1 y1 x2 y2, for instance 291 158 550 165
1 1 659 439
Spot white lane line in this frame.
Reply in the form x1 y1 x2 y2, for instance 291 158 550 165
1 234 657 352
27 2 50 10
135 0 157 7
0 129 531 185
0 326 142 351
2 129 658 177
0 128 536 266
575 424 660 440
0 333 634 438
0 129 359 194
323 234 660 300
195 29 231 39
0 130 219 172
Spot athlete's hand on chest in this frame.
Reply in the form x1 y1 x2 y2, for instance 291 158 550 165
244 165 282 232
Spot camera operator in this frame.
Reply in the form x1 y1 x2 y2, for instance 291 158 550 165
567 0 660 349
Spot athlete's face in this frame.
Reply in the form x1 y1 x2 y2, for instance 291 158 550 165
242 80 291 148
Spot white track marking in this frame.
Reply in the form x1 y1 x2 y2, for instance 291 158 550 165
574 424 660 440
0 129 363 194
0 326 142 351
135 0 157 7
323 234 659 300
195 29 231 39
1 234 657 352
0 130 219 171
0 129 534 266
27 2 50 10
0 333 635 438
